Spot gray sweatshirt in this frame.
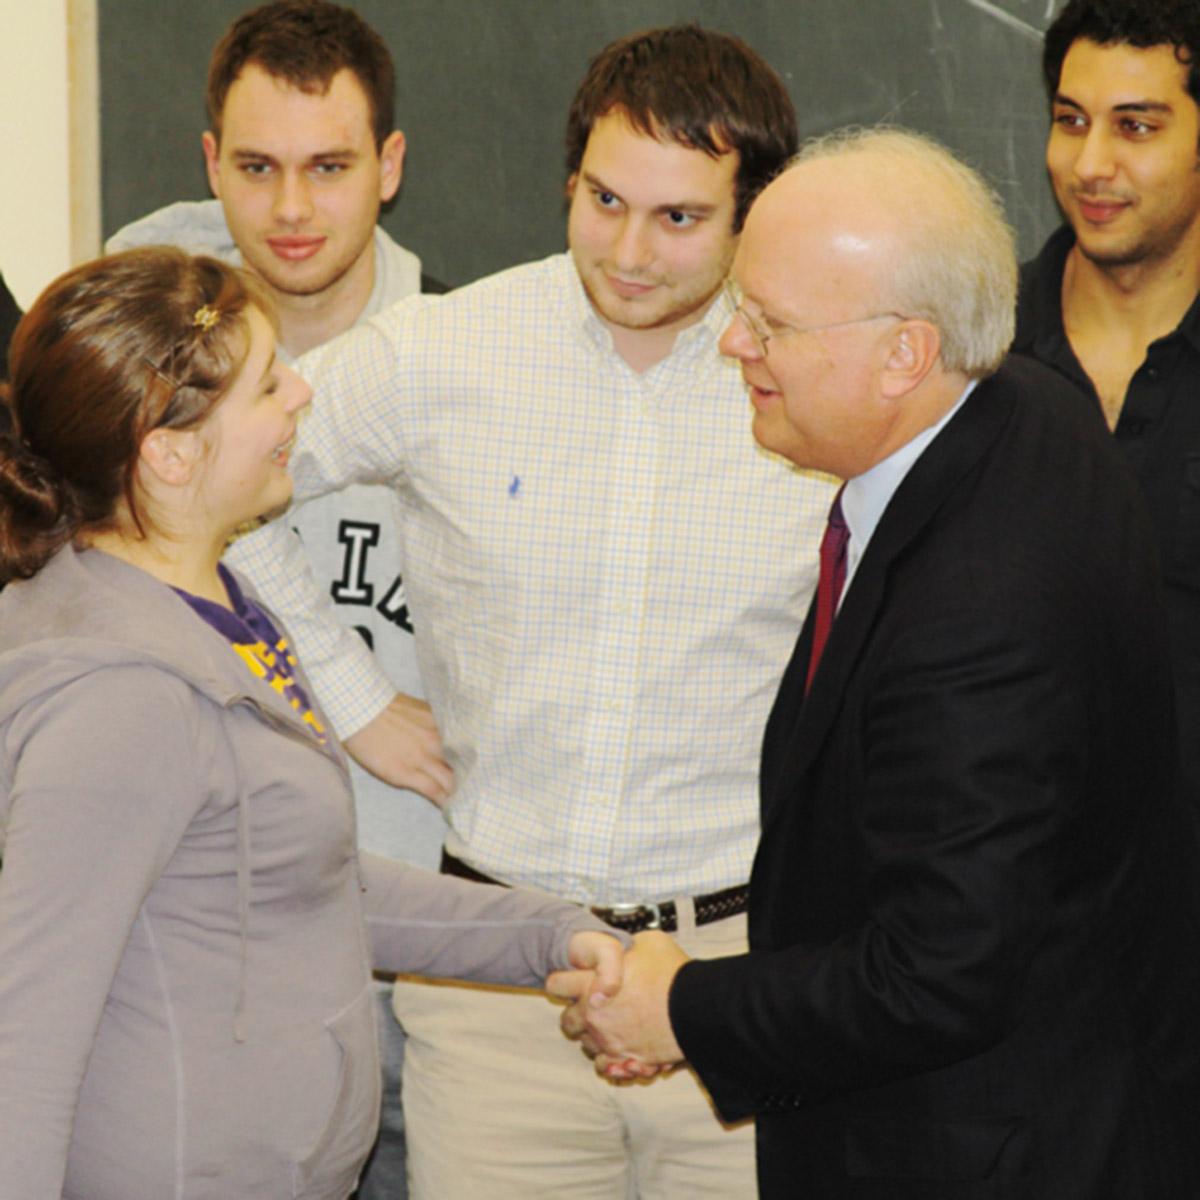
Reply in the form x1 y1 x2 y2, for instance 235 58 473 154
0 546 619 1199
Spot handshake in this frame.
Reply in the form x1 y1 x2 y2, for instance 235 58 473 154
551 930 692 1080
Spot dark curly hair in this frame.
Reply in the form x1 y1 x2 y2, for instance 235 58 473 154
1043 0 1200 108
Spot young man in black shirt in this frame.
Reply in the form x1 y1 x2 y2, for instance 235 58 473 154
1015 0 1200 817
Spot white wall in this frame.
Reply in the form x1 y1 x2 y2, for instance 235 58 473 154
0 0 99 310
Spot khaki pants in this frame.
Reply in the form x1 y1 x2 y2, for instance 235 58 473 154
392 908 755 1199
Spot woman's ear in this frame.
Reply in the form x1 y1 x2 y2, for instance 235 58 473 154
139 427 202 488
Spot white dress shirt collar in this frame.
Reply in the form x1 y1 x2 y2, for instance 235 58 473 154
841 379 978 599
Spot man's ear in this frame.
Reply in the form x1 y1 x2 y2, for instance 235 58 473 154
202 131 222 199
565 172 578 203
881 319 941 399
140 427 202 488
378 130 406 203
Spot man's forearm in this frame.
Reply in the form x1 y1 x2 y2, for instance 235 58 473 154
225 517 395 736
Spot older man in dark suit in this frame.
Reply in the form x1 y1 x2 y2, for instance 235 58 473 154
552 128 1200 1198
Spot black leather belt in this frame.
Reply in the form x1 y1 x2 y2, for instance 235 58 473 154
440 849 749 935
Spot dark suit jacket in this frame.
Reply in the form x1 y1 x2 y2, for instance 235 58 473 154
671 357 1200 1199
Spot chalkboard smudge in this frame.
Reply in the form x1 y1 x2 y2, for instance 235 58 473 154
961 0 1045 42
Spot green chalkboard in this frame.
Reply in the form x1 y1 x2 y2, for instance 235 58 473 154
99 0 1064 288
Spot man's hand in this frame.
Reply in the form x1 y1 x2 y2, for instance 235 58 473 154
547 930 688 1079
343 692 454 805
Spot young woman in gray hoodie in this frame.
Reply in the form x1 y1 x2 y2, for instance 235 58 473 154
0 248 628 1200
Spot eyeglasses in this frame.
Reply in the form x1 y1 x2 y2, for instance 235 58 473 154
724 281 906 357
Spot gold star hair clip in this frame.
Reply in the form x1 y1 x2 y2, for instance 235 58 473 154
192 305 221 332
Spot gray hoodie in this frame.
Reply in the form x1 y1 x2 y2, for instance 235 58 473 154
0 546 618 1200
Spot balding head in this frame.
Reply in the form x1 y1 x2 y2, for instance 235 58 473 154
784 128 1017 377
720 127 1016 478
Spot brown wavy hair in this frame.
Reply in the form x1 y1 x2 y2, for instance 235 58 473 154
565 25 798 232
206 0 395 150
0 247 270 583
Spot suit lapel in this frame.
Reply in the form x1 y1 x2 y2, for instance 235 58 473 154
760 371 1016 829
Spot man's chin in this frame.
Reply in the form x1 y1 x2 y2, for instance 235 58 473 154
584 280 717 336
254 266 340 299
584 285 666 331
1073 235 1147 271
243 250 350 300
749 411 786 456
1069 220 1177 272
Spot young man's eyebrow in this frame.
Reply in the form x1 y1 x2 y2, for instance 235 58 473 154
1053 91 1175 116
1111 101 1174 115
228 147 360 162
580 170 620 194
654 200 719 217
580 170 718 215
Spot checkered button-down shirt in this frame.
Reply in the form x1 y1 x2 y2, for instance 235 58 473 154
228 253 835 903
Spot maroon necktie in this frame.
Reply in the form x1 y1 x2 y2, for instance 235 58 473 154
806 489 849 693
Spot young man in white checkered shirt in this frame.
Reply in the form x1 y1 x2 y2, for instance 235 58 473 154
229 24 836 1198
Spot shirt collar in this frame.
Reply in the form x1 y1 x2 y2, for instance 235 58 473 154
1019 224 1200 361
841 379 977 588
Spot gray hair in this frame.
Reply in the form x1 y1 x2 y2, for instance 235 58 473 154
794 126 1017 378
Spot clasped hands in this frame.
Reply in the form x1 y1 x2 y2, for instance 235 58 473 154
345 695 686 1077
550 930 690 1080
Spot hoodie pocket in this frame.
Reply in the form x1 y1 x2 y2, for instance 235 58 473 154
291 984 382 1199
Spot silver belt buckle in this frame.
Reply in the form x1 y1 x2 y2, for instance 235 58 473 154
606 902 662 930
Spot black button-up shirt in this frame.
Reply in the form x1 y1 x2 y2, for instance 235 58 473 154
1014 224 1200 813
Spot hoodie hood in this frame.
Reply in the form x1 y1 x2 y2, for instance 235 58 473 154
1 545 276 727
0 544 346 761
